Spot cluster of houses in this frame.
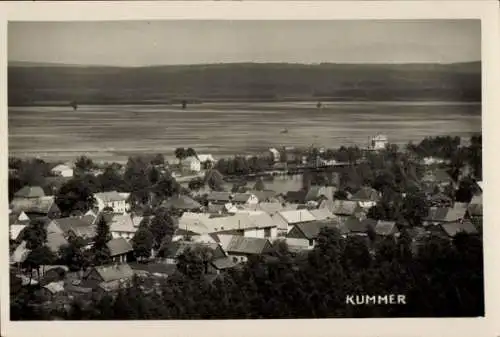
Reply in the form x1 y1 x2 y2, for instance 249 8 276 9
8 144 484 309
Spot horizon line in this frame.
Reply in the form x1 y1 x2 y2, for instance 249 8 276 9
8 59 482 68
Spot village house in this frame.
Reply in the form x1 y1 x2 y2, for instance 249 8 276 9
9 210 30 226
305 185 336 203
94 191 130 214
343 216 372 237
50 163 74 178
309 207 336 221
373 220 399 239
272 209 317 234
206 192 232 205
331 200 365 219
83 263 135 292
195 212 279 239
369 134 388 151
46 232 69 255
350 186 381 209
423 203 469 227
197 154 217 170
10 224 28 243
215 235 274 264
13 186 45 199
468 194 483 230
129 262 178 279
249 190 278 203
428 219 479 240
161 195 202 212
10 196 61 221
287 219 343 248
181 156 202 172
421 168 456 191
162 241 225 265
210 257 239 274
38 280 66 302
107 238 134 263
47 217 96 241
108 214 144 241
232 193 259 206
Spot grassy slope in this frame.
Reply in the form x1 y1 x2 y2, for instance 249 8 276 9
8 61 481 105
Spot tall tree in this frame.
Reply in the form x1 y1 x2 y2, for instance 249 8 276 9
124 156 151 205
24 246 56 282
91 216 112 266
24 219 48 250
74 156 94 176
132 218 154 261
174 148 187 164
55 177 96 217
59 236 88 272
150 207 177 250
176 246 214 279
254 178 266 191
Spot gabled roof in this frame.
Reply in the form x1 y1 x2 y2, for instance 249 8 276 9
109 214 143 233
14 186 45 199
344 216 370 233
351 187 380 202
469 194 482 206
10 196 58 214
291 220 342 240
276 209 316 225
10 224 28 241
232 193 256 203
332 200 360 216
285 238 311 253
309 208 335 221
468 203 483 217
51 164 72 172
11 241 30 264
425 205 468 223
203 212 278 232
42 281 65 294
206 192 232 202
441 220 478 237
53 217 96 238
92 263 134 283
305 186 335 202
375 220 398 236
225 236 272 255
129 262 177 277
106 238 133 256
162 195 202 210
254 202 298 214
163 241 220 259
95 191 127 203
211 257 238 270
250 190 277 202
46 232 69 253
197 154 216 162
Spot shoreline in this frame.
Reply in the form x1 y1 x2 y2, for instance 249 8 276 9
8 100 482 108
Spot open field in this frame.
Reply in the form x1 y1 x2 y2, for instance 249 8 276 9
8 101 481 164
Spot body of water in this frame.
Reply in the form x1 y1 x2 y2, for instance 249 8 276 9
8 101 482 164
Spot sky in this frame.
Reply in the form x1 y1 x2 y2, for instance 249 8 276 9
8 20 480 66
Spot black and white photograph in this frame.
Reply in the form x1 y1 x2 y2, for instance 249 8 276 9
2 1 498 336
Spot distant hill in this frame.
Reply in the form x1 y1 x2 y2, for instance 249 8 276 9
8 61 481 105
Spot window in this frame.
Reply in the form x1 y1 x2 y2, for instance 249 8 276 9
309 239 314 247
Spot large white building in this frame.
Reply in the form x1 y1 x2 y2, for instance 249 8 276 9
94 191 130 214
51 164 74 178
370 134 388 151
181 156 202 172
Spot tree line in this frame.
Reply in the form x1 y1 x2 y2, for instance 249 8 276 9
12 226 484 320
